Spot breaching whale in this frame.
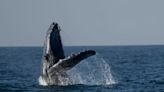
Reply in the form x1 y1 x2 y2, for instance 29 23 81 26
39 22 96 85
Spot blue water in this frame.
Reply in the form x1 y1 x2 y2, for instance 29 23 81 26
0 46 164 91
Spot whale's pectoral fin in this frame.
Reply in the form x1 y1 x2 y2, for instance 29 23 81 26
59 50 96 70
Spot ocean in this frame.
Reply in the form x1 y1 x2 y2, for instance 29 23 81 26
0 45 164 92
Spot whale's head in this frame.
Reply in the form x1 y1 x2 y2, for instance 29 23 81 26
44 22 65 65
49 23 61 42
41 22 96 85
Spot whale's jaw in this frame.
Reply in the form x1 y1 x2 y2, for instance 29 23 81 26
39 22 96 86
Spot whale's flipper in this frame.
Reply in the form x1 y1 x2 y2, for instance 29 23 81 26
59 50 96 70
43 22 96 69
40 22 96 85
48 50 96 72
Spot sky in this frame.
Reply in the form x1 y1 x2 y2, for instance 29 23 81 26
0 0 164 46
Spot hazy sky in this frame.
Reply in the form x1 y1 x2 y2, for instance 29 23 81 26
0 0 164 46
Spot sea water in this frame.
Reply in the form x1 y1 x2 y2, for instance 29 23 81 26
0 46 164 91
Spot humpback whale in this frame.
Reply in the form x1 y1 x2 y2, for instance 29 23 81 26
39 22 96 85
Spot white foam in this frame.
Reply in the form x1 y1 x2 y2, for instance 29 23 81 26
38 76 48 86
39 53 116 86
67 53 116 85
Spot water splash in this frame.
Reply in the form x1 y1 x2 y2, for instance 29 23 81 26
67 53 116 85
38 76 48 86
39 53 116 86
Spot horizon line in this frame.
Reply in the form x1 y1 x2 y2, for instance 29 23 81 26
0 44 164 47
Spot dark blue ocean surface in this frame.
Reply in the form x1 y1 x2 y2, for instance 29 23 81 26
0 46 164 92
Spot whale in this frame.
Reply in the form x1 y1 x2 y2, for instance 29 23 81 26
39 22 96 85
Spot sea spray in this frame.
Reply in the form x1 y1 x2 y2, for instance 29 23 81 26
67 53 116 85
39 53 116 86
